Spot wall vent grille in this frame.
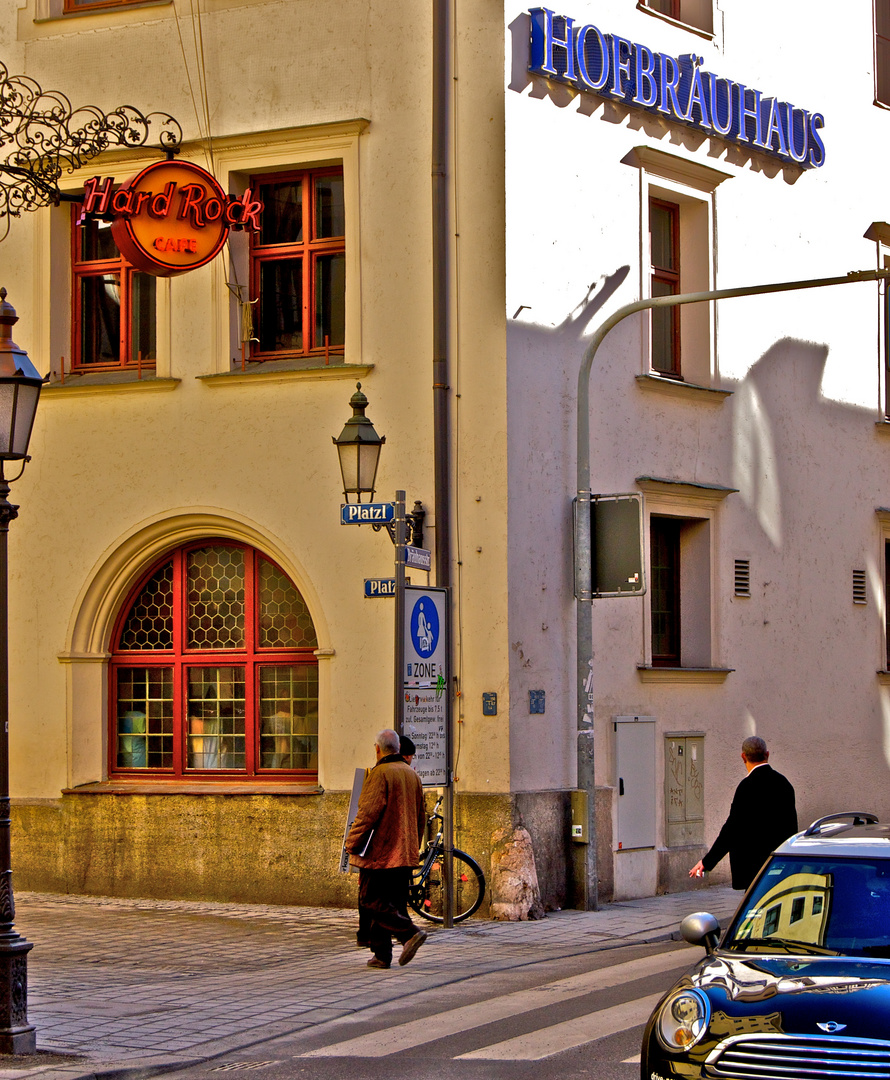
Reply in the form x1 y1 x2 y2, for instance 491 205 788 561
734 559 751 597
853 569 867 605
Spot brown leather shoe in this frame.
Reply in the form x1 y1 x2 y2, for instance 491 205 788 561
367 957 390 969
398 930 428 966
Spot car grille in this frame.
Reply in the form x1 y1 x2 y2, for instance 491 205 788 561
706 1033 890 1078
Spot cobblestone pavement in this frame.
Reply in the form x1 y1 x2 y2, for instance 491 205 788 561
0 886 741 1080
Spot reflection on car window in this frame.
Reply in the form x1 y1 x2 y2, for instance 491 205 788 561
726 857 890 958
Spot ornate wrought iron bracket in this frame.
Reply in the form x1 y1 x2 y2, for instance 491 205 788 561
372 501 426 548
0 62 182 237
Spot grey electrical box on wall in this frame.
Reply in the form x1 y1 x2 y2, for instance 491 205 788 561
614 715 656 850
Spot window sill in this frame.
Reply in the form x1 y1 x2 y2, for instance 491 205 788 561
198 361 373 387
43 373 179 398
636 374 732 403
637 666 733 684
63 780 323 796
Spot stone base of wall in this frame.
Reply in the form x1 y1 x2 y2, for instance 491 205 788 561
11 787 617 914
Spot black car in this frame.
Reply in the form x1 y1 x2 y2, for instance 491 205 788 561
641 812 890 1079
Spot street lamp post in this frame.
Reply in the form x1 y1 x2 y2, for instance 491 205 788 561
333 386 453 923
0 289 42 1053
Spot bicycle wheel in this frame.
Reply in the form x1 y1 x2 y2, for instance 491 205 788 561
408 848 485 923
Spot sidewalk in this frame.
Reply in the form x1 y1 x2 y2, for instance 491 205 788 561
0 886 741 1080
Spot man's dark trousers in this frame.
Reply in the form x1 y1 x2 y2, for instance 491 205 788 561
358 867 419 964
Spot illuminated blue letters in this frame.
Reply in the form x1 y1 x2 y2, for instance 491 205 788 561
527 7 825 169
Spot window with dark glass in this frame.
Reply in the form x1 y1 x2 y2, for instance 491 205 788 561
64 0 144 11
248 168 345 363
886 540 890 669
640 0 713 34
877 1 890 106
650 198 681 378
651 516 681 665
72 207 156 371
645 0 679 17
111 543 319 779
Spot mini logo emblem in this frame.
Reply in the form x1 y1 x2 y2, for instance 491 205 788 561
817 1022 847 1033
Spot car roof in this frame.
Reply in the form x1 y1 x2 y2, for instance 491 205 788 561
775 814 890 858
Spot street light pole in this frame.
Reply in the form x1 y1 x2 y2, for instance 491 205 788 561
575 268 890 911
0 466 34 1053
0 289 44 1053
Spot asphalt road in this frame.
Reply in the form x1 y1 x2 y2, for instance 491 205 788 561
158 938 699 1080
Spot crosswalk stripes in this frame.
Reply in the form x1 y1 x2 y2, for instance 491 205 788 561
300 947 692 1061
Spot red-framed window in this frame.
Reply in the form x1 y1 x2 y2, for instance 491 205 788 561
649 197 681 378
64 0 145 10
72 206 156 371
248 167 345 363
110 542 319 779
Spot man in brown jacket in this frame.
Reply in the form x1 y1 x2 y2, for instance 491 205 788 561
345 728 428 969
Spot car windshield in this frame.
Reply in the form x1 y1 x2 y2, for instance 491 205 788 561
724 855 890 958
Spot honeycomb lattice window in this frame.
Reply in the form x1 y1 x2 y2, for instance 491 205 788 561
111 542 319 779
119 562 174 649
259 560 318 648
187 546 246 650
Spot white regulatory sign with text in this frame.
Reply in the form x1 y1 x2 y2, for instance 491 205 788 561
402 586 448 786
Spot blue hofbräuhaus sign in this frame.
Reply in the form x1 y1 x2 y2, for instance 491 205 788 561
528 7 826 169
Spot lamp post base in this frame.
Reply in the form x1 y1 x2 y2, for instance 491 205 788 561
0 937 35 1054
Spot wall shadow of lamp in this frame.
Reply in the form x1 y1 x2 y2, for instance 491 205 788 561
332 383 425 547
0 288 45 1053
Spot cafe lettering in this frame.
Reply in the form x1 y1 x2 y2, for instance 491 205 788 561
80 160 263 277
529 7 826 169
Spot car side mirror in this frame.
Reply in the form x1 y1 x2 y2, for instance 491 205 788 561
680 911 721 954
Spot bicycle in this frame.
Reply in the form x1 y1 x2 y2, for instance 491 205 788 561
408 795 486 923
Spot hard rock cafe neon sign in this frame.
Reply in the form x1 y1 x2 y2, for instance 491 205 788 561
79 160 263 277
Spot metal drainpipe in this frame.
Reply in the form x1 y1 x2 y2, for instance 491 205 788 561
432 0 454 927
575 268 890 911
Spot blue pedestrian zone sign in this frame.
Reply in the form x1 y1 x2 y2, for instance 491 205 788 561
410 596 439 658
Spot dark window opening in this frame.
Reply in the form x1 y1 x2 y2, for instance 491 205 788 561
649 198 681 378
651 516 681 665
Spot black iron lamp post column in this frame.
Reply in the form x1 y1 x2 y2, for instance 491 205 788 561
0 290 42 1054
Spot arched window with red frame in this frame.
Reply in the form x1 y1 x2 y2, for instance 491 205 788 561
110 542 319 779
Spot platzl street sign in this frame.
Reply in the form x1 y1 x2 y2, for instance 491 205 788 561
364 578 396 597
340 502 395 525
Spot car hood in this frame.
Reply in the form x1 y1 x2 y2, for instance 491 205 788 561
693 952 890 1003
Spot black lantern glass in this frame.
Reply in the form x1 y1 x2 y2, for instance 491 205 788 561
332 383 384 503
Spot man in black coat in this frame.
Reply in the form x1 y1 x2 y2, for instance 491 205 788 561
689 736 798 890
